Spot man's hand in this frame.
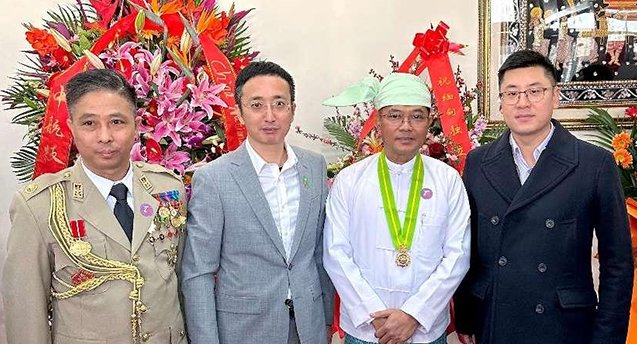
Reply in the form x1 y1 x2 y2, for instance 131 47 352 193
457 333 476 344
370 309 418 344
371 317 387 331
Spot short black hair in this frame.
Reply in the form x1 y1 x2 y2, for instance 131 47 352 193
498 50 559 87
65 69 137 118
234 61 295 108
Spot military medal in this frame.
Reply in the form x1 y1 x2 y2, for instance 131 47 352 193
378 151 424 268
395 245 411 267
71 269 95 285
68 219 92 256
69 240 92 256
150 190 185 244
69 220 86 238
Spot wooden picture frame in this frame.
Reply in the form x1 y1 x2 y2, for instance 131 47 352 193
479 0 637 129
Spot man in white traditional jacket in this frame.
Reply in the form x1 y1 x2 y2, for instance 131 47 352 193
323 73 471 344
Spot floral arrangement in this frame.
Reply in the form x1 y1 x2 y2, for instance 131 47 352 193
296 57 489 179
587 106 637 198
3 0 258 185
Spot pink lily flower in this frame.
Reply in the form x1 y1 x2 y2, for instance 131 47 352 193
187 73 227 119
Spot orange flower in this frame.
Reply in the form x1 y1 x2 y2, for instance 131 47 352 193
196 10 229 44
25 27 58 56
614 148 633 169
150 0 183 15
363 135 383 155
612 132 631 150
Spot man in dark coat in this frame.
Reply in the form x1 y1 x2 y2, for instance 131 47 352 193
454 50 634 344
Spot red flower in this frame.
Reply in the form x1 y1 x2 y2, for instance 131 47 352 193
115 59 133 80
626 107 637 122
25 27 58 56
428 142 446 159
52 48 74 69
232 56 250 74
145 138 163 162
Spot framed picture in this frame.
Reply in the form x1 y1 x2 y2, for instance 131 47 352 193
479 0 637 129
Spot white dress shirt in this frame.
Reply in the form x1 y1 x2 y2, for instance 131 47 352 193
82 160 134 211
245 140 300 262
509 122 554 185
323 153 471 343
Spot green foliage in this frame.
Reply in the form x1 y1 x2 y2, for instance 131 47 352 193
324 116 357 151
10 144 38 182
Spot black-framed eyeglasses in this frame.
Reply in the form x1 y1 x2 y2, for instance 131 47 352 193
241 99 291 114
498 86 554 105
380 111 430 126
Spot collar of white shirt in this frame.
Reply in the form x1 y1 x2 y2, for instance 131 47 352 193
509 121 555 166
385 153 418 173
245 139 298 174
81 160 134 202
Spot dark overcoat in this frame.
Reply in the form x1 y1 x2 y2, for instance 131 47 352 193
454 120 634 344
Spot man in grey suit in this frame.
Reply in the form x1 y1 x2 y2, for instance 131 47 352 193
181 61 334 344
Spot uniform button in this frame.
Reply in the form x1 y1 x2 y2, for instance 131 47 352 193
535 304 545 314
288 263 293 270
132 254 140 263
538 263 547 273
141 333 151 342
179 330 185 337
545 219 555 229
498 256 508 267
490 216 500 225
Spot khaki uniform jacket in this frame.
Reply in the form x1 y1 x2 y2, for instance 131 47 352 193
2 161 187 344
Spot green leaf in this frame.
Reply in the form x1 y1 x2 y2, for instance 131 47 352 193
324 116 356 150
10 144 38 182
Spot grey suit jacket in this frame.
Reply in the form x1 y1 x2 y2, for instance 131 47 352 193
181 143 334 344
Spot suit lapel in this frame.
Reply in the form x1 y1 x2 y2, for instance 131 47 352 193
481 131 521 204
230 144 288 260
288 151 315 262
131 165 160 255
507 121 578 214
73 163 131 251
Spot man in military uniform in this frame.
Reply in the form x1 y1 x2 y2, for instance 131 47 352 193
2 69 188 343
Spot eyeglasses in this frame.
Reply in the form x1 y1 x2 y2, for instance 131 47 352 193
241 99 291 114
498 87 553 105
380 111 430 126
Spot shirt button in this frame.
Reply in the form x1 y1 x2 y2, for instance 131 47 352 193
288 263 293 270
490 216 500 225
538 263 547 273
545 219 555 229
141 333 151 342
132 254 140 263
535 304 545 314
498 256 508 267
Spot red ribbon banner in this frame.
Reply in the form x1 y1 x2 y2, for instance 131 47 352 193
199 33 247 151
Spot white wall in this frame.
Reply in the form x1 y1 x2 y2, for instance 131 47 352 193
0 1 474 343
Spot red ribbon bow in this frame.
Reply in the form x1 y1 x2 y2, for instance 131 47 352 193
413 22 450 59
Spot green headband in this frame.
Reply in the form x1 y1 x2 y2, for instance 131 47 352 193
323 73 431 109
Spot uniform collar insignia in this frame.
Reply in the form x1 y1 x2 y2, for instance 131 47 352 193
73 183 84 200
139 175 153 192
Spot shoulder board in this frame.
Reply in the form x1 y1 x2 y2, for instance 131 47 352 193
133 161 182 180
19 167 73 200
